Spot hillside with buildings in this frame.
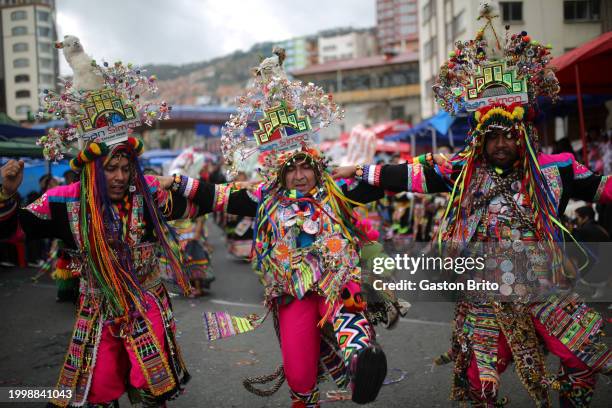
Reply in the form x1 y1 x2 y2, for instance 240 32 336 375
142 41 274 106
144 26 381 108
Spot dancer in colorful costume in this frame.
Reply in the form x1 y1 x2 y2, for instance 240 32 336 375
0 36 193 407
157 48 397 407
165 216 214 296
165 148 216 296
221 171 255 260
334 7 612 407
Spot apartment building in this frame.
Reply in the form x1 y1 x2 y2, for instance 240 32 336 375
0 0 59 120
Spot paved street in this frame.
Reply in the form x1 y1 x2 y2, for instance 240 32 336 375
0 223 610 407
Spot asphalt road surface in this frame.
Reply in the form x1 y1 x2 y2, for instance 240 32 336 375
0 223 610 407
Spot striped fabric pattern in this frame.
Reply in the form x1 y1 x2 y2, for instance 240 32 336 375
203 311 260 341
530 294 611 372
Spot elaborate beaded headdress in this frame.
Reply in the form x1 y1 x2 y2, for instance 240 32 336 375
433 2 560 117
221 47 343 184
37 35 170 169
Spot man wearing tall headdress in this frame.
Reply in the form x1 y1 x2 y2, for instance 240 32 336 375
334 6 611 407
155 48 402 407
0 37 195 408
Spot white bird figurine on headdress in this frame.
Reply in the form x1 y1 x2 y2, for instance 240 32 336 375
55 35 104 91
477 0 505 61
253 47 287 81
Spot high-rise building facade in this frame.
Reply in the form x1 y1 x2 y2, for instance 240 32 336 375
377 0 419 54
317 28 377 64
0 0 59 121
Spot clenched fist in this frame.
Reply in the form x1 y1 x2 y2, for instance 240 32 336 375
155 175 174 190
331 165 357 179
1 159 25 196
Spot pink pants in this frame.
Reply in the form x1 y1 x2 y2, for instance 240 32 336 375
278 281 365 394
278 292 332 394
467 315 591 398
87 292 167 403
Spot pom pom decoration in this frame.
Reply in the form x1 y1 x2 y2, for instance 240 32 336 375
512 105 525 120
127 136 144 155
366 228 380 242
69 141 110 170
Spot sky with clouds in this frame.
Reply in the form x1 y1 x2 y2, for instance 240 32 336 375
56 0 376 74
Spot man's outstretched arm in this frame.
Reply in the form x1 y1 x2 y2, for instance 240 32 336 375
333 154 452 194
154 175 258 220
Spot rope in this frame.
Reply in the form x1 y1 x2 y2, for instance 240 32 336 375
242 365 285 397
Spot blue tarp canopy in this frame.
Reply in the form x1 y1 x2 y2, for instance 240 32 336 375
18 160 71 198
537 94 612 117
385 111 469 147
0 123 45 139
140 149 181 169
141 149 182 160
31 120 67 130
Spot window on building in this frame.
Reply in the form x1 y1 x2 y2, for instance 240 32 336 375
500 2 523 22
425 78 434 98
400 23 417 36
451 11 466 39
39 58 53 69
10 10 27 20
391 72 407 86
322 45 337 52
400 14 417 24
391 105 406 120
37 26 51 37
16 90 31 98
39 42 52 53
564 0 600 21
37 10 50 22
424 36 437 60
13 58 29 68
422 2 432 22
342 73 371 91
12 26 27 36
15 74 30 83
40 73 54 84
405 65 419 84
399 2 417 13
16 105 32 116
381 9 393 19
12 42 28 52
